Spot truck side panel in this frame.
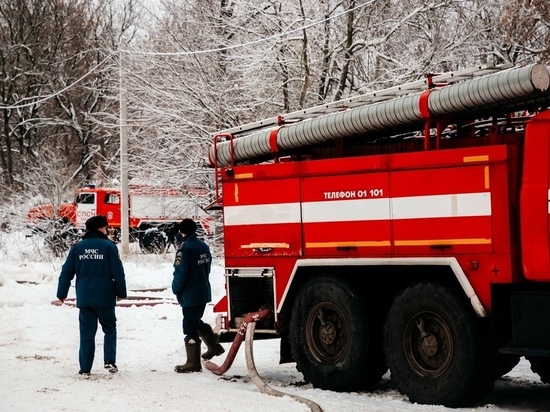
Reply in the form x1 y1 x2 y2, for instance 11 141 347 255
222 162 303 258
390 156 493 256
301 170 391 256
221 144 521 312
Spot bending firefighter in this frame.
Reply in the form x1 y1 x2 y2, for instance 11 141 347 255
172 218 224 373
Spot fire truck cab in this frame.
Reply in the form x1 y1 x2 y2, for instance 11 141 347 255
73 186 121 228
27 184 212 254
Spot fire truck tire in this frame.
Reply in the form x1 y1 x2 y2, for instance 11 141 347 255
527 356 550 383
384 282 495 408
139 229 168 254
289 275 386 392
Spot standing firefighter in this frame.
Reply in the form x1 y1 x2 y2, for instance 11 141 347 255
172 218 224 373
57 215 127 376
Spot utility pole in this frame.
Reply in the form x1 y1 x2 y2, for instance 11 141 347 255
119 41 130 255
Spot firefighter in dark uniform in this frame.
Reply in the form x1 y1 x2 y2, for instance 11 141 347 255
57 215 127 375
172 218 224 373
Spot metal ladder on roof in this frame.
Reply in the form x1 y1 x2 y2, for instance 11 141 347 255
213 63 514 138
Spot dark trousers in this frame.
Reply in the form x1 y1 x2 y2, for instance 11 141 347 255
79 306 117 372
182 304 206 343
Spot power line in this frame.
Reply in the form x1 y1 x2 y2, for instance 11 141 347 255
128 1 374 56
0 52 117 110
0 1 373 109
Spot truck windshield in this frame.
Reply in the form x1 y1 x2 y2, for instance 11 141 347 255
76 193 95 204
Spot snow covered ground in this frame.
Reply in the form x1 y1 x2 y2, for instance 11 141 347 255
1 230 550 412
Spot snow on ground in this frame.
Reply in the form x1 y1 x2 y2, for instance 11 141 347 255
1 230 550 412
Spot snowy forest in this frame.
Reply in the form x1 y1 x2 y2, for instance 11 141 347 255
1 0 549 250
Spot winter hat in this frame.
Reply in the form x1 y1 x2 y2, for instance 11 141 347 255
179 218 197 234
85 215 108 232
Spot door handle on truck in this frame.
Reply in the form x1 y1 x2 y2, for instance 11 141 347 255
336 246 358 251
254 247 273 253
430 244 453 250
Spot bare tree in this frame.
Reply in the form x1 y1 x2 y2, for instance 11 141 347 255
0 0 142 196
501 0 550 64
4 0 550 257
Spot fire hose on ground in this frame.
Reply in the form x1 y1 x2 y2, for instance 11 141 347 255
203 309 323 412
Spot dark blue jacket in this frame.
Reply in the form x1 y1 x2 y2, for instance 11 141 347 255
171 233 212 307
57 232 127 307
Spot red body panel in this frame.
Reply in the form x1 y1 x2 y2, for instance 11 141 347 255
222 143 526 312
27 203 76 224
223 163 302 258
301 170 392 256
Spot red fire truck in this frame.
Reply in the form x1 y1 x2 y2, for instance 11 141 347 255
28 184 211 253
207 63 550 407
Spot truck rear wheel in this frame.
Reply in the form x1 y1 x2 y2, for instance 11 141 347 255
139 228 168 254
384 282 494 407
289 275 385 392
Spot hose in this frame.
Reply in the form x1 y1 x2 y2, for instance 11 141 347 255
203 308 272 375
203 308 322 411
245 322 323 412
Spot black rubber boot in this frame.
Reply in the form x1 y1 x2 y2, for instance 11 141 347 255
198 324 225 360
174 340 202 373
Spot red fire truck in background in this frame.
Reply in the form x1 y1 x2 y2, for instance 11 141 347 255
27 184 212 253
207 63 550 407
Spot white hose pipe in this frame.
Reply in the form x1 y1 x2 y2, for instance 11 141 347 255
209 64 550 167
245 322 323 412
203 308 272 375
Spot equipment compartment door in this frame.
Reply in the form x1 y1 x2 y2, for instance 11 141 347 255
222 164 302 258
301 171 391 257
390 161 493 255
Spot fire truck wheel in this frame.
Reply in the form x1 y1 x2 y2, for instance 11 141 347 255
289 275 386 392
384 282 495 408
527 356 550 383
139 229 168 254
